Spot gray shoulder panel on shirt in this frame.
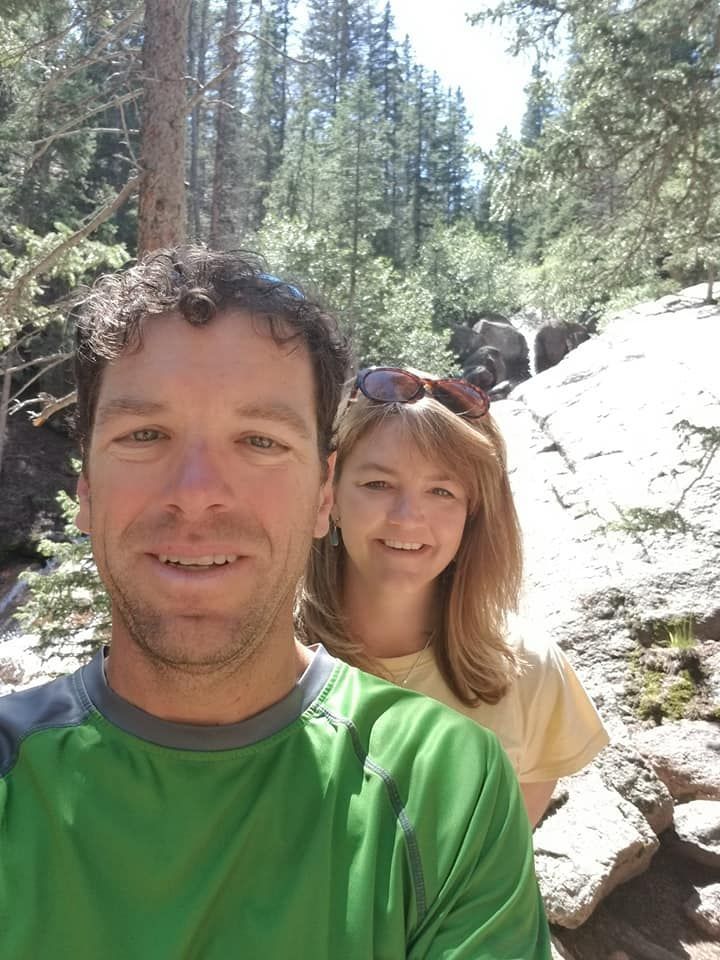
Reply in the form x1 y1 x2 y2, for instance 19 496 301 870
0 671 92 777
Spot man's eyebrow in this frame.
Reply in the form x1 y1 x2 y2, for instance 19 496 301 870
94 397 314 440
232 402 313 440
95 397 167 426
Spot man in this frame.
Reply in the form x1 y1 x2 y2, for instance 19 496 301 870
0 247 550 959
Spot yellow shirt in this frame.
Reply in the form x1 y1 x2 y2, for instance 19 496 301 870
376 628 609 783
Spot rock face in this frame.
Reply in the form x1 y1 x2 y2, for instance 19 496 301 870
491 285 720 953
685 883 720 939
671 800 720 869
633 721 720 801
534 769 659 928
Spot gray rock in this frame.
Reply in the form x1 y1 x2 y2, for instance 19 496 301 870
593 739 674 835
534 769 659 928
534 321 590 374
671 799 720 868
487 286 720 936
633 720 720 800
684 882 720 938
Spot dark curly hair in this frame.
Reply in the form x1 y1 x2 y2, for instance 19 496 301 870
73 246 351 466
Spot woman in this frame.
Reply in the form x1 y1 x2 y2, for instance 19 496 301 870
298 366 609 826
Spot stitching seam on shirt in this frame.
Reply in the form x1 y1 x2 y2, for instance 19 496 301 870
317 704 427 922
0 710 94 779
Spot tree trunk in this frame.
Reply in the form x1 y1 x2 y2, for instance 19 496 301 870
705 264 716 304
138 0 191 254
209 0 241 249
188 0 210 241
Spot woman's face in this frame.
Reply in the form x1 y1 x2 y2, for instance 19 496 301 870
333 419 469 596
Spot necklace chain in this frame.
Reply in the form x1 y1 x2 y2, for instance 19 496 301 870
400 635 432 687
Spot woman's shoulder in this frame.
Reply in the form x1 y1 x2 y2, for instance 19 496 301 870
504 615 567 680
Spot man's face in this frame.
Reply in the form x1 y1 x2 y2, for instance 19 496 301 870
76 309 333 671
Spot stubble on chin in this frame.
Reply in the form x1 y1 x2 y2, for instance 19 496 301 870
107 575 297 677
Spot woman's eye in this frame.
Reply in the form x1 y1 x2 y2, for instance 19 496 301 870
363 480 389 490
431 487 455 498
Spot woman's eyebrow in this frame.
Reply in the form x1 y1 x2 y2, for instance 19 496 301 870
355 462 396 475
356 462 461 484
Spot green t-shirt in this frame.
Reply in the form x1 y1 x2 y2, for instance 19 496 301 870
0 646 550 959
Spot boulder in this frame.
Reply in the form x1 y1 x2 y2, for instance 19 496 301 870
684 882 720 939
533 321 590 374
462 345 506 391
467 318 530 382
593 740 674 835
633 720 720 801
533 769 659 928
670 800 720 868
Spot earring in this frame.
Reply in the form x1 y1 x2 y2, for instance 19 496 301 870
329 520 340 547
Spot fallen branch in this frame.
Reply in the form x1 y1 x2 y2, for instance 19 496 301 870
31 390 77 427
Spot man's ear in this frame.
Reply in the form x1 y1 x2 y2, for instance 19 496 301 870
76 471 92 534
313 451 336 539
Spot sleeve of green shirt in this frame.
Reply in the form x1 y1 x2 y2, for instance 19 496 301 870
407 733 551 960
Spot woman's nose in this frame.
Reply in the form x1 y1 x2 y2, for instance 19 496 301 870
388 491 424 524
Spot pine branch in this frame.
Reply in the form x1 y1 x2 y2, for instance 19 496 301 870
30 89 142 165
40 5 144 99
0 176 140 321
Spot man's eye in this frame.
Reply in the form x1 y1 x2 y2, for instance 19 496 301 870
246 436 277 450
131 429 162 442
363 480 389 490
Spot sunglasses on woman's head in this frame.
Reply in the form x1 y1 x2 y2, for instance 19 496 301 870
352 367 490 419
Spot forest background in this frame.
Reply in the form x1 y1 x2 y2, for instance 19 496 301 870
1 0 719 649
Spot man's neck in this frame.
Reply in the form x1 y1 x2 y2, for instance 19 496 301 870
105 634 312 726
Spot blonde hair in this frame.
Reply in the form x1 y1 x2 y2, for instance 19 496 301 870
298 391 524 706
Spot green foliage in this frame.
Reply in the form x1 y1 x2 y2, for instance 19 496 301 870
256 215 454 370
359 270 455 372
476 0 720 315
638 669 696 723
662 618 695 651
604 506 688 536
417 219 520 326
630 615 704 722
14 489 109 660
0 224 128 348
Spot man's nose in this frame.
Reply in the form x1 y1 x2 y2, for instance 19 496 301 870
164 441 232 516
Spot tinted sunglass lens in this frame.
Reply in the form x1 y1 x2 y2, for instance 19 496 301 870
433 383 489 418
361 369 421 403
